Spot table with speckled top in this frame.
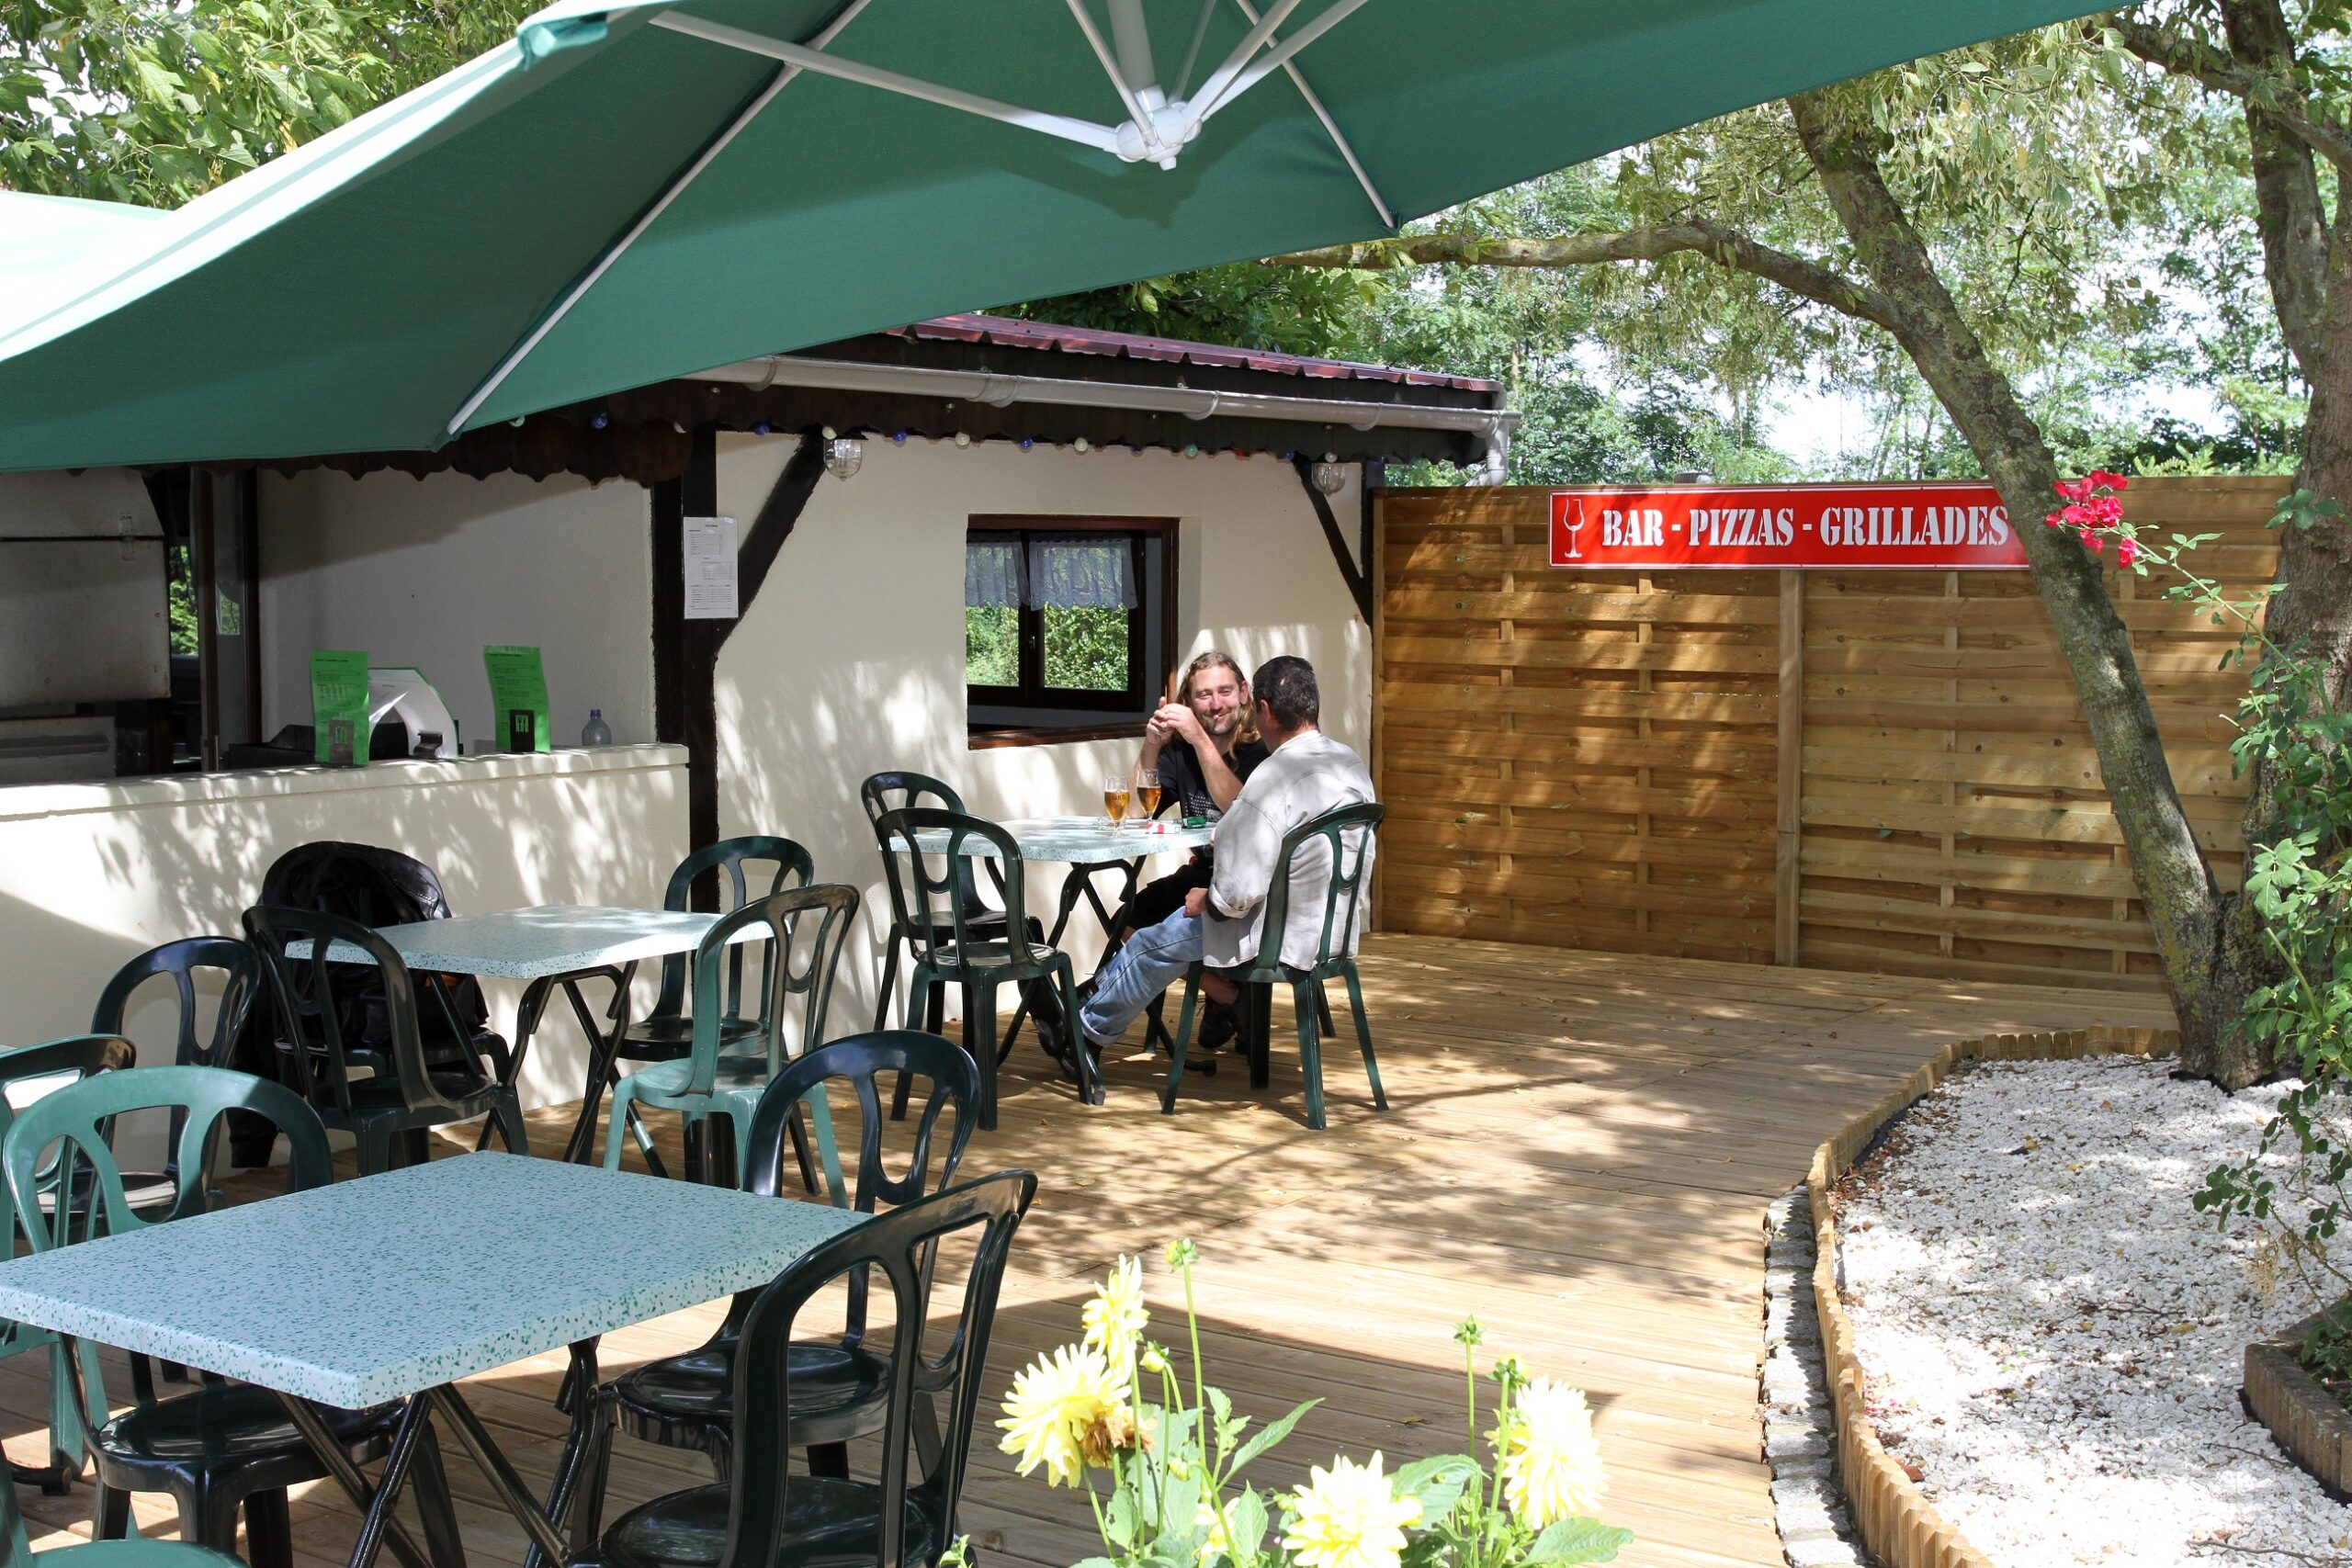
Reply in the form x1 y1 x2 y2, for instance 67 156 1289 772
0 1153 861 1568
316 906 773 1168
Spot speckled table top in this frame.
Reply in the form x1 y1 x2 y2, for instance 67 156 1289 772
0 1152 860 1408
310 905 768 979
906 816 1213 863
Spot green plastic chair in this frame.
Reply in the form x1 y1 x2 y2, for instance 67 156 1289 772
1 1066 464 1568
0 1037 138 1490
0 1462 242 1568
873 807 1092 1127
586 1030 982 1492
89 941 260 1072
1163 800 1387 1130
243 904 530 1173
603 885 858 1198
590 1170 1037 1568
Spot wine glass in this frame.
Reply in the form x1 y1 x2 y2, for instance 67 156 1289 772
1134 768 1161 823
1102 775 1130 829
1560 497 1589 560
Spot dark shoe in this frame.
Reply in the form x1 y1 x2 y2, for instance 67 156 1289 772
1199 998 1239 1053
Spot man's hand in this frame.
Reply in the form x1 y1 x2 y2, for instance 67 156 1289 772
1156 703 1207 750
1182 887 1209 919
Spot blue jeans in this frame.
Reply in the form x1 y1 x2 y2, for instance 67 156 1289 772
1080 909 1204 1043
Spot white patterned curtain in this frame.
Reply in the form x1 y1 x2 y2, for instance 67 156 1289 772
1027 535 1136 609
965 537 1024 608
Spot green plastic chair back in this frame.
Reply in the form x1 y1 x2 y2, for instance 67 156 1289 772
241 905 471 1119
680 884 860 1099
860 772 996 920
871 807 1036 971
0 1462 242 1568
0 1037 141 1235
646 836 815 1029
724 1172 1036 1568
90 939 261 1070
1232 800 1383 984
3 1066 333 1251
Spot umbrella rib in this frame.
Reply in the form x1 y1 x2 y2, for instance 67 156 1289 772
1064 0 1159 155
650 13 1125 155
1174 0 1306 142
1173 0 1218 99
447 0 875 435
1195 0 1369 126
1230 0 1391 227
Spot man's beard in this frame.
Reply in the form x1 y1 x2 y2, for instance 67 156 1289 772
1199 706 1240 740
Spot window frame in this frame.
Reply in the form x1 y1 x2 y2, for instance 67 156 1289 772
966 514 1177 735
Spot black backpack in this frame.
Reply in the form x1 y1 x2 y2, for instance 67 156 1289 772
253 840 497 1055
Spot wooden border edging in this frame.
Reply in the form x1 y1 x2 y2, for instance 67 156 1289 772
1805 1023 2180 1568
2245 1310 2352 1497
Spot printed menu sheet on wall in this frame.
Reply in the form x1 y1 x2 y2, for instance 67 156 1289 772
684 514 739 619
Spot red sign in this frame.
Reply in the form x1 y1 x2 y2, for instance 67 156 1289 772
1548 483 2025 570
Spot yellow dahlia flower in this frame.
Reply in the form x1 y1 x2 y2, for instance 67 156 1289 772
1194 1499 1231 1565
1082 1254 1149 1379
996 1344 1125 1487
1281 1453 1421 1568
1494 1379 1606 1526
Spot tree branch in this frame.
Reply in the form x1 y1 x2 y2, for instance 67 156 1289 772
2114 11 2352 175
1266 222 1905 334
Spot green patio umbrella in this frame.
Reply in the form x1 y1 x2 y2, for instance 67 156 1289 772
0 0 2100 472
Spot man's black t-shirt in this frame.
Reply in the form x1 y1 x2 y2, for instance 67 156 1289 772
1157 736 1270 823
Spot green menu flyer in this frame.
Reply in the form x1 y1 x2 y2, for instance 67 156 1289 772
483 645 549 753
310 649 371 765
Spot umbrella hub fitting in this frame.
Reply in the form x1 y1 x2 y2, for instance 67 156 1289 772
1113 95 1197 169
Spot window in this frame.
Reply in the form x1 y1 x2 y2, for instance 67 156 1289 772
966 516 1174 736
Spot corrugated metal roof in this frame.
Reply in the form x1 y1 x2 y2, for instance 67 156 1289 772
889 313 1502 394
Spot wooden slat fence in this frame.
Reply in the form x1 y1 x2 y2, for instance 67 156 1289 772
1374 477 2280 990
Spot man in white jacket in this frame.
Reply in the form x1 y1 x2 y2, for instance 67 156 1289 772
1075 656 1375 1055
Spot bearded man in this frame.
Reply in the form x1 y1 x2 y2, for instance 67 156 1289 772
1125 649 1268 931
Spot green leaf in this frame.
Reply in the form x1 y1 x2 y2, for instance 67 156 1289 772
1225 1488 1270 1561
1524 1517 1636 1564
1391 1453 1480 1520
1227 1398 1317 1476
1106 1487 1142 1551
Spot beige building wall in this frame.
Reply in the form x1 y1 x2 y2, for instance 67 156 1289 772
713 433 1369 1025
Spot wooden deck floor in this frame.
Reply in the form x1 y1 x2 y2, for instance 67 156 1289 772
2 936 2175 1568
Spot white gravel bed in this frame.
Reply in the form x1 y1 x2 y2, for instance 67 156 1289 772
1835 1055 2352 1567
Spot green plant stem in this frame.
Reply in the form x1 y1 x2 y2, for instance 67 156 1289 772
1464 1341 1477 1470
1176 1263 1244 1568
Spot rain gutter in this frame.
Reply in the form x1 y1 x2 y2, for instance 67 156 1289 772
691 353 1519 468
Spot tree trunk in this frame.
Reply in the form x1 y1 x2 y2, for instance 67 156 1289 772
1788 90 2244 1077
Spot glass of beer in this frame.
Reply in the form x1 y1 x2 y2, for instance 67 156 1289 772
1103 775 1130 828
1134 768 1161 822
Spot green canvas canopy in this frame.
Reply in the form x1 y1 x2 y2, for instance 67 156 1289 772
0 0 2100 472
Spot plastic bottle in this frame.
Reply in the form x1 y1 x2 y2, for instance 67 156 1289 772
582 708 613 747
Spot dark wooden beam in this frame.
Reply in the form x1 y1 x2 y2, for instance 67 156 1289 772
679 429 723 907
654 429 833 903
1293 456 1372 624
720 429 826 651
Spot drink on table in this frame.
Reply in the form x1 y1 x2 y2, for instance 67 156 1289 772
1103 776 1130 826
1134 768 1161 821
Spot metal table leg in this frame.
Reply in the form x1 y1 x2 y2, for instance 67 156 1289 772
429 1384 574 1568
283 1338 600 1568
273 1393 440 1568
525 1340 603 1568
